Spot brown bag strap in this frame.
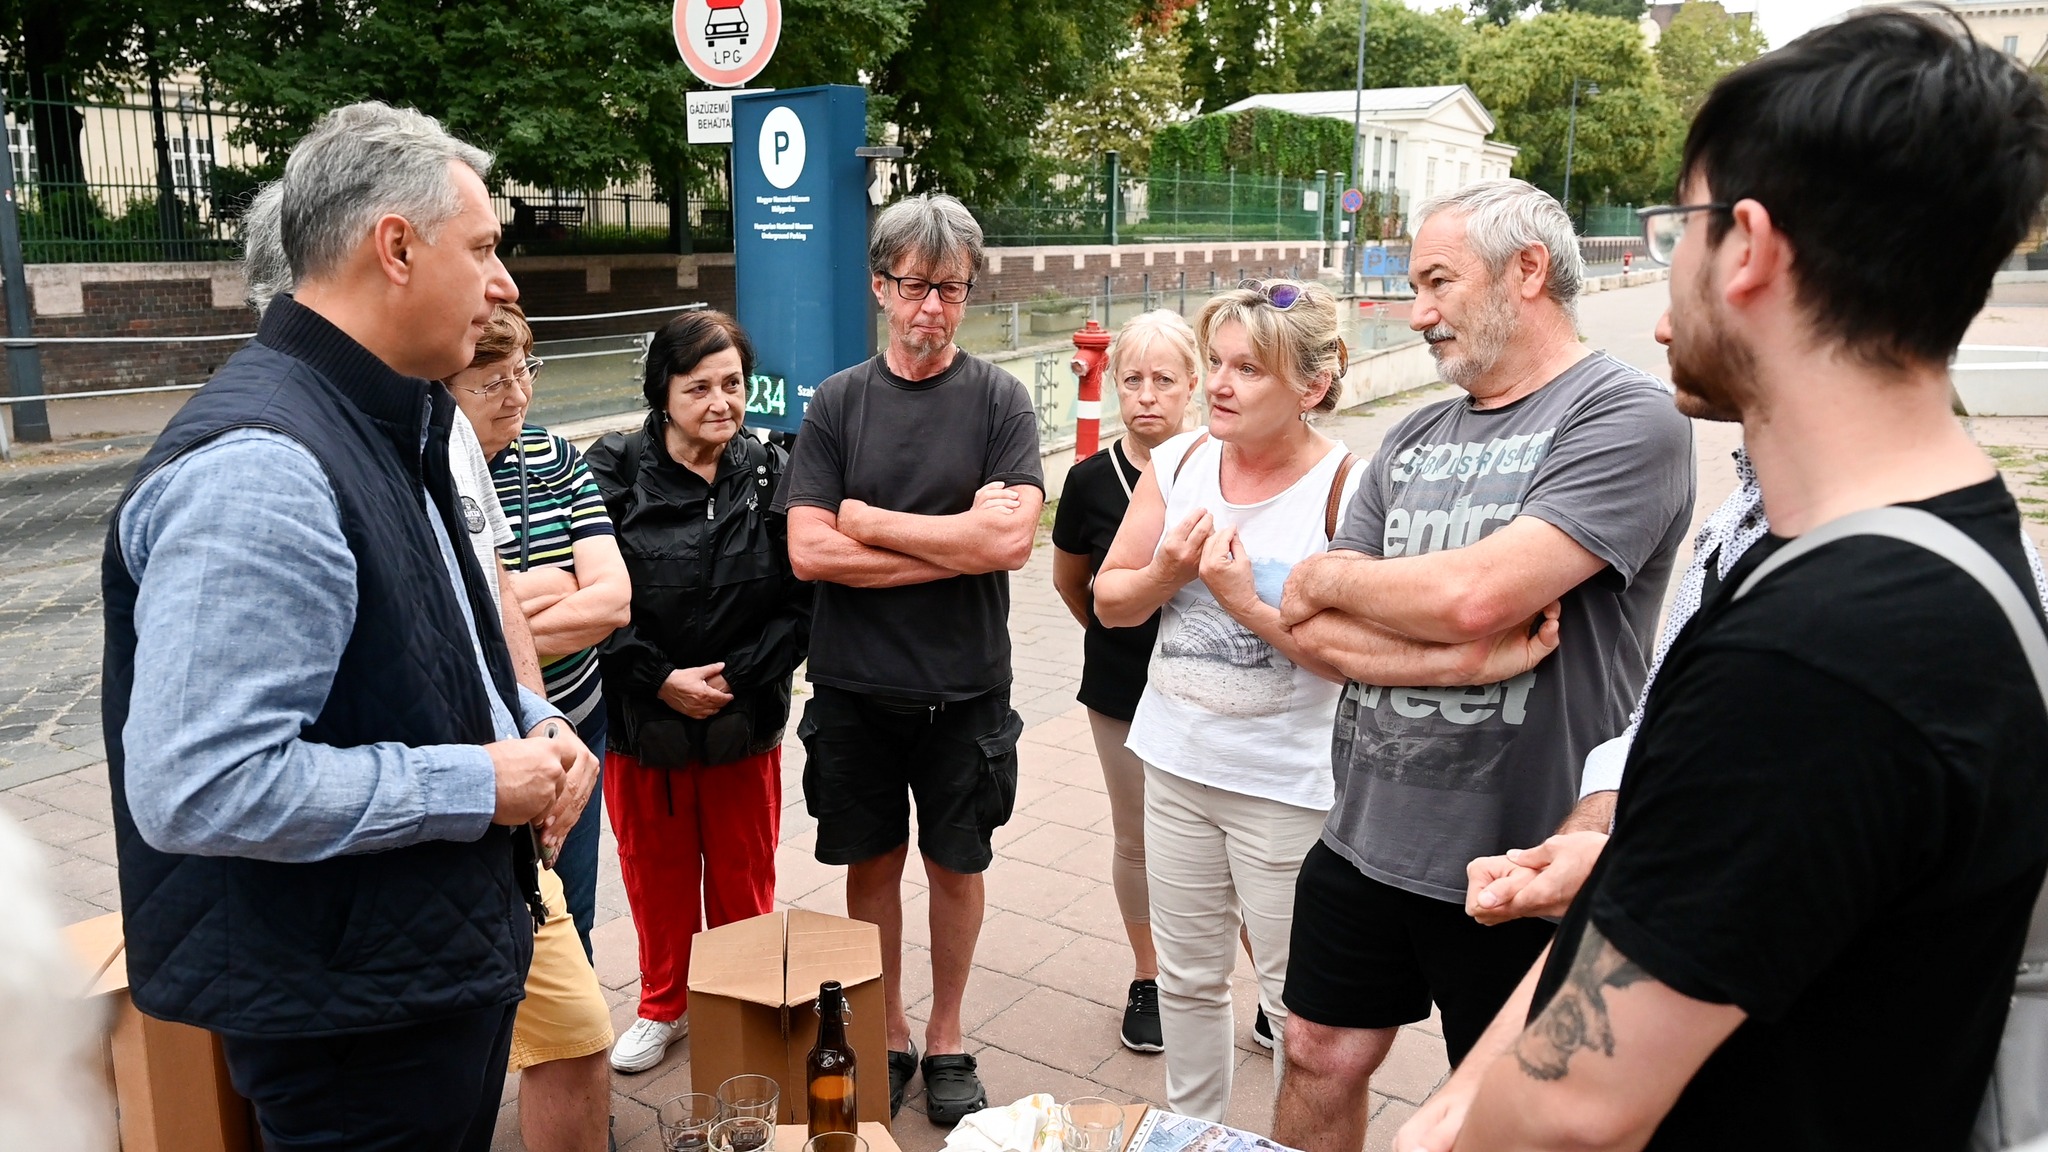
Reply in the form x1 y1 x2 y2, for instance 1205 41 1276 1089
1170 432 1212 485
1325 453 1359 540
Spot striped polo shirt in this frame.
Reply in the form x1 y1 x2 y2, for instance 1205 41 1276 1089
490 424 616 726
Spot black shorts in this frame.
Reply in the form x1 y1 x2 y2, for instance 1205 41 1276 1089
797 683 1024 875
1283 840 1554 1064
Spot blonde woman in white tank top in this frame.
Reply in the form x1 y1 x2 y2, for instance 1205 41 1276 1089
1095 280 1359 1122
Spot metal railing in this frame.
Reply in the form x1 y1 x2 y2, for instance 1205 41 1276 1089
4 72 259 263
0 303 705 459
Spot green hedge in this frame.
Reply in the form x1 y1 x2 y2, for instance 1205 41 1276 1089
1151 108 1355 180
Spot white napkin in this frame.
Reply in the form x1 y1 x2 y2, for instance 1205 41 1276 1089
941 1093 1067 1152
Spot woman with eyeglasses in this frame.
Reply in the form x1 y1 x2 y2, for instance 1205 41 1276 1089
446 302 633 962
1092 280 1360 1123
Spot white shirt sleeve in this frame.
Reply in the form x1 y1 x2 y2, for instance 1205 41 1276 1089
1579 730 1632 798
448 415 513 616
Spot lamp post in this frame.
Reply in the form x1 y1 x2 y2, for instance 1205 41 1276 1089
1562 78 1598 224
1345 0 1368 296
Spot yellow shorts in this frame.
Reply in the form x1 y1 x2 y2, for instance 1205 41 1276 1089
509 867 615 1072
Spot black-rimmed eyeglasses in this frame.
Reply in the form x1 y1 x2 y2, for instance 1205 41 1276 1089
452 356 543 399
1637 203 1732 266
880 272 975 304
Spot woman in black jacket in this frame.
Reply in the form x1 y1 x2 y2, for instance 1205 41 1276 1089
584 310 811 1075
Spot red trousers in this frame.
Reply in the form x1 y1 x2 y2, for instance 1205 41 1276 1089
604 747 781 1022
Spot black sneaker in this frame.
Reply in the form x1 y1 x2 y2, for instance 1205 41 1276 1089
1121 979 1163 1053
1253 1005 1275 1051
921 1052 988 1126
888 1040 919 1117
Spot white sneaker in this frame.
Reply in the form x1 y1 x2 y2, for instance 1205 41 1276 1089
610 1015 686 1074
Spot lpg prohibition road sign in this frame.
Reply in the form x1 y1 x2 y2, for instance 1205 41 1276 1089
1341 187 1366 214
675 0 782 88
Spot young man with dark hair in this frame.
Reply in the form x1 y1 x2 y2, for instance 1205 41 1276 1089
1397 11 2048 1151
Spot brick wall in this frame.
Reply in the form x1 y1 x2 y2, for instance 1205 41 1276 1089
979 242 1343 304
0 242 1356 403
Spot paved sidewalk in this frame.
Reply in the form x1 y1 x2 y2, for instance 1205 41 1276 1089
20 277 2048 1150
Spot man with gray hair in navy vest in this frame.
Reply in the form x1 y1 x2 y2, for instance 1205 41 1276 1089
100 102 598 1151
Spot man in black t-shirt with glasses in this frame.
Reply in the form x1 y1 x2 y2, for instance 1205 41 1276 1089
1396 12 2048 1152
775 194 1043 1127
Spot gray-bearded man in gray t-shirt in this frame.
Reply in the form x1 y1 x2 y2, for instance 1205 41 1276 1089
1269 180 1695 1152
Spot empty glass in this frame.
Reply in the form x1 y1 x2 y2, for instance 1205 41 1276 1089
805 1133 869 1152
717 1073 782 1121
711 1115 777 1152
1062 1096 1124 1152
657 1093 723 1152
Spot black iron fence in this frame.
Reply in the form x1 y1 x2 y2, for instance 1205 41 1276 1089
2 74 730 263
962 162 1407 248
4 73 257 263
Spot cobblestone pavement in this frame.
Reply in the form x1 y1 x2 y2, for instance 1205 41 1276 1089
17 277 2045 1150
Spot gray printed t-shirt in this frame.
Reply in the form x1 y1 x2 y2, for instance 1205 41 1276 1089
1322 351 1695 902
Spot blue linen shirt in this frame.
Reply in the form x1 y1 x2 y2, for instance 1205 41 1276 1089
118 426 561 862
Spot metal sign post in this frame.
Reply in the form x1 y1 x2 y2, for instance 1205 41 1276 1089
0 86 50 445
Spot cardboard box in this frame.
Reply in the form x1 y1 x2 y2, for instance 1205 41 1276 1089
688 909 889 1128
63 912 255 1152
773 1121 901 1152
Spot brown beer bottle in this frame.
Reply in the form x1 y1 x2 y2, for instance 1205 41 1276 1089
806 981 859 1139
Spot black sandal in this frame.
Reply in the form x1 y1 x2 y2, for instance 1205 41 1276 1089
888 1040 920 1117
921 1052 988 1126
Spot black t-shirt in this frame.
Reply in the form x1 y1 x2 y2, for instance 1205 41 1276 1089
1051 439 1159 722
1532 478 2048 1151
774 350 1044 701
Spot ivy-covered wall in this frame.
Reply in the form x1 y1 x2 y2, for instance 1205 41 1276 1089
1151 108 1355 178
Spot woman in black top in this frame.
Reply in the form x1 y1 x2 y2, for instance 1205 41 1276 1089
1051 309 1200 1054
584 311 811 1075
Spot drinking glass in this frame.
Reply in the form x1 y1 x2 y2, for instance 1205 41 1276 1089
717 1073 782 1121
805 1133 869 1152
656 1093 723 1152
1062 1096 1124 1152
711 1115 777 1152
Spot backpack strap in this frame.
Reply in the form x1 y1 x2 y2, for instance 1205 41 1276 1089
1171 432 1212 484
1731 505 2048 984
1325 452 1360 540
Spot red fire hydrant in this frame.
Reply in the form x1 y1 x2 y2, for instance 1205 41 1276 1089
1071 320 1112 461
1623 249 1634 270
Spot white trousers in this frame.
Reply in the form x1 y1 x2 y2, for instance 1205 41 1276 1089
1144 763 1329 1122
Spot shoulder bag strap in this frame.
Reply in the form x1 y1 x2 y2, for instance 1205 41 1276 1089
1732 505 2048 984
1171 432 1212 484
1325 452 1360 540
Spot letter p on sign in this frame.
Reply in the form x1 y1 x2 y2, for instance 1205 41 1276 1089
760 106 806 189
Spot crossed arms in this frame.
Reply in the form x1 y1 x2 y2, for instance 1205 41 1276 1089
788 480 1044 587
1275 514 1611 688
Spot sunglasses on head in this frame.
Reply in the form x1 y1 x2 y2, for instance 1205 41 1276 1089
1238 279 1304 310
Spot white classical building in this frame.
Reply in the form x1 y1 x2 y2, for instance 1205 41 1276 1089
1865 0 2048 65
1219 85 1519 218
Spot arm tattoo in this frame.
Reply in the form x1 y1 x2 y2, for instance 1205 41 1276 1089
1514 923 1652 1081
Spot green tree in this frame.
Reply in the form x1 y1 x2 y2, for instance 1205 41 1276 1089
877 0 1155 196
0 1 216 187
1036 13 1193 175
1286 0 1475 92
192 0 918 199
1181 0 1315 112
1470 0 1646 29
1463 11 1683 212
1653 1 1768 118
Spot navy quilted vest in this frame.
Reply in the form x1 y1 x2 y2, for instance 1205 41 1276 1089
101 296 533 1037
